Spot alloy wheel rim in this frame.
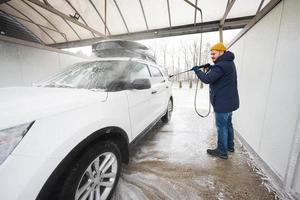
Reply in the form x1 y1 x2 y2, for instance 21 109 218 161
75 152 118 200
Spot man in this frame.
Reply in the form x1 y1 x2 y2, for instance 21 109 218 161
191 42 239 159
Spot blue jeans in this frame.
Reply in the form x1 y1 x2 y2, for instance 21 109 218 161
215 112 234 155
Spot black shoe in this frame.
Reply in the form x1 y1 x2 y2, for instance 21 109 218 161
207 149 228 159
228 148 235 153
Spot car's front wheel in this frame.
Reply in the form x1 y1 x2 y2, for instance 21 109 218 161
162 99 173 123
58 141 121 200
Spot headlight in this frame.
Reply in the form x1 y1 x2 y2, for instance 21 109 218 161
0 122 34 165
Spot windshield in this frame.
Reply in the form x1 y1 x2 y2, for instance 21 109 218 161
35 60 130 91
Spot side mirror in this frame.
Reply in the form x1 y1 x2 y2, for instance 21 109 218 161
131 78 151 90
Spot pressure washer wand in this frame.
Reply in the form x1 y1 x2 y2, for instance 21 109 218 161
169 69 191 78
168 63 211 78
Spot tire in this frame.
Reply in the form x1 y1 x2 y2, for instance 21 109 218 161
58 141 121 200
162 99 173 123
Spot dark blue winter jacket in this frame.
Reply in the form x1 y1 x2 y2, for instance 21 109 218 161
194 51 239 113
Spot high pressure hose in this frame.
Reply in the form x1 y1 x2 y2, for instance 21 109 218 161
193 7 211 118
168 6 211 118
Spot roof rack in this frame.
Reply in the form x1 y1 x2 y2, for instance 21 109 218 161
92 40 156 63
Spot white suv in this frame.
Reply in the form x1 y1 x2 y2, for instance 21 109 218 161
0 57 173 200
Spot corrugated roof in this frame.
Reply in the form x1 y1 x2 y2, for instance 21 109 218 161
0 10 42 43
0 0 271 48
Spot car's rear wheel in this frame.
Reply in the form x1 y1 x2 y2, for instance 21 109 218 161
162 99 173 123
58 141 121 200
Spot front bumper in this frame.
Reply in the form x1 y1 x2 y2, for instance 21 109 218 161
0 154 61 200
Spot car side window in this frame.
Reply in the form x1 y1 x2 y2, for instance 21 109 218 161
149 65 165 84
128 62 151 81
161 67 168 77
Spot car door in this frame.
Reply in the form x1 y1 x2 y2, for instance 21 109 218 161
126 62 153 138
148 65 169 120
159 67 172 108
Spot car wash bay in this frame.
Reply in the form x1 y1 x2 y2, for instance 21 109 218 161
0 0 300 199
112 86 277 200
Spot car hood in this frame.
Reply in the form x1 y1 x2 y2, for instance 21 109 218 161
0 87 107 130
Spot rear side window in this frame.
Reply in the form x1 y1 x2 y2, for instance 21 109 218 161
161 68 168 77
149 65 165 84
149 66 163 77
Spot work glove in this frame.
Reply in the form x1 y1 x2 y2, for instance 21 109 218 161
191 66 200 72
191 63 211 72
202 63 211 72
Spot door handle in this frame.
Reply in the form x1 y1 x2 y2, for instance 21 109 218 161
151 90 157 94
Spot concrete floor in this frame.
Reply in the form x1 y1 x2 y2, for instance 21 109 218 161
113 87 279 200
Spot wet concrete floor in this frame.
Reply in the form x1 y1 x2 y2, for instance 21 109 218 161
113 87 279 200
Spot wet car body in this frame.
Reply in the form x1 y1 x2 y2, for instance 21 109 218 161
0 57 173 200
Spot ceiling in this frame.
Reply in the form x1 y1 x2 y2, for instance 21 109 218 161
0 0 271 48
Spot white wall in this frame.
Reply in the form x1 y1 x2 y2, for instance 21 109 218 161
230 0 300 198
0 36 88 87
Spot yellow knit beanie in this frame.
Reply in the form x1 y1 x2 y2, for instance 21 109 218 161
210 42 227 51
